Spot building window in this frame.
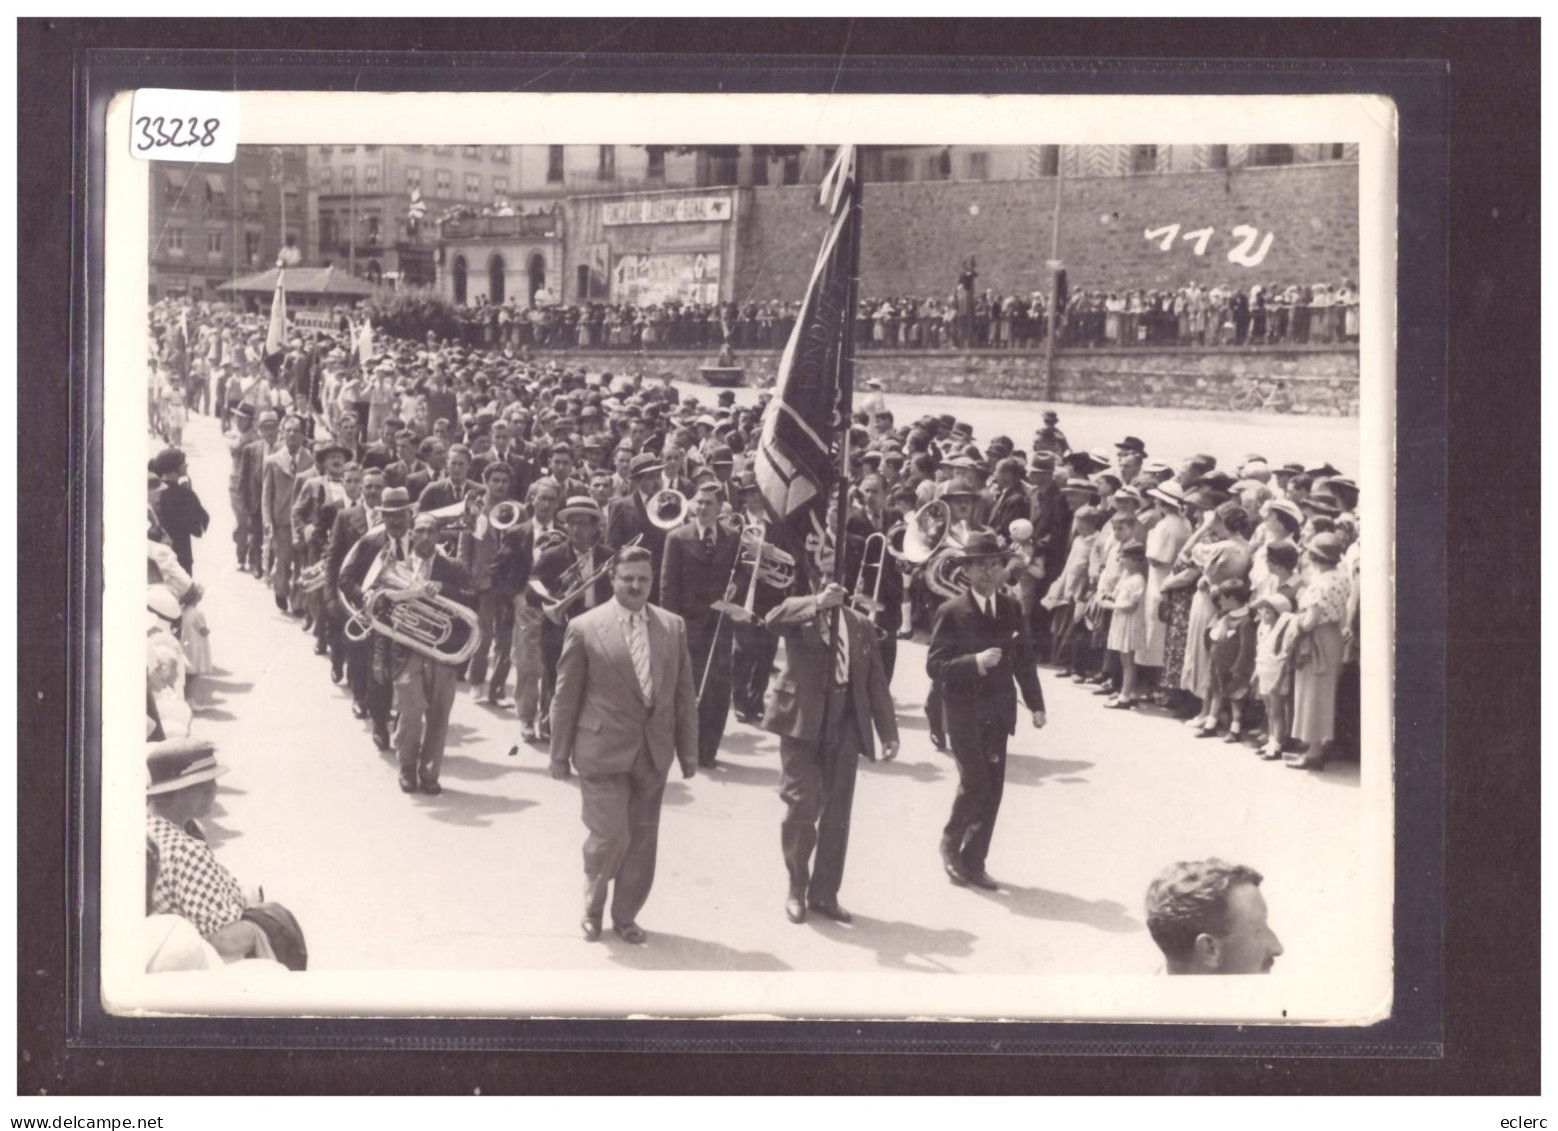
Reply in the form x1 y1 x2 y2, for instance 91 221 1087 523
340 145 356 154
204 174 227 209
435 168 453 195
1251 144 1294 167
1037 145 1060 177
168 228 185 256
405 166 422 192
1207 144 1229 169
316 217 333 249
342 165 355 188
317 167 333 192
887 154 913 182
708 146 739 185
751 145 770 186
245 231 261 265
365 144 380 153
646 146 665 181
317 146 333 158
1330 143 1346 160
598 145 615 180
929 149 952 180
433 146 454 155
365 164 381 192
966 152 988 181
465 172 481 202
366 215 381 245
207 230 223 257
284 186 298 212
1131 145 1158 174
243 176 262 209
781 149 802 185
547 145 564 183
492 175 509 198
464 145 481 159
491 146 509 163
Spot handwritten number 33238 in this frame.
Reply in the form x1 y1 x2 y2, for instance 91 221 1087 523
135 116 222 151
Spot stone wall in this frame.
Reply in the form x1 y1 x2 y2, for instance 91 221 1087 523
546 346 1359 416
733 163 1360 303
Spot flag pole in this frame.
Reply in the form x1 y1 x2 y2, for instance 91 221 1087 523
829 147 864 676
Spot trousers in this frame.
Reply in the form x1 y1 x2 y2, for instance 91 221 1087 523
230 490 252 567
688 616 733 764
511 612 549 727
578 743 668 927
731 620 779 718
393 652 457 784
467 588 514 694
943 716 1009 872
778 707 862 902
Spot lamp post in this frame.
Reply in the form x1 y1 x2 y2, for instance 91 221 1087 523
1043 152 1064 402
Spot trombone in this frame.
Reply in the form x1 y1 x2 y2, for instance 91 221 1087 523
850 530 891 621
529 534 644 624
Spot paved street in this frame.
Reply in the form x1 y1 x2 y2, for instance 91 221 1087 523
171 407 1362 984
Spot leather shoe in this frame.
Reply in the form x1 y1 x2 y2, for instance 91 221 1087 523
807 898 853 923
331 662 345 684
581 918 602 942
351 701 368 720
420 780 442 796
613 922 647 945
302 613 315 632
930 733 947 752
313 640 329 656
785 894 807 924
373 728 391 752
964 870 1000 891
274 593 288 612
398 775 417 793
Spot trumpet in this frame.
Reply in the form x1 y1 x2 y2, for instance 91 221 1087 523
342 558 481 665
647 488 689 530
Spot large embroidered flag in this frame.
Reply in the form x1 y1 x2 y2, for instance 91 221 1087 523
753 145 859 564
262 268 287 377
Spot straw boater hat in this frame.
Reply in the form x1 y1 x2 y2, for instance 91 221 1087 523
557 496 603 522
1148 480 1187 509
146 736 227 796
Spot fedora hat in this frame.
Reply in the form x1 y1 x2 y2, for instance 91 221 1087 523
1301 492 1341 516
1060 477 1097 495
1261 498 1305 528
627 452 664 478
313 441 353 462
557 495 603 522
378 487 415 514
1306 531 1345 564
148 447 185 477
146 736 227 796
1115 435 1147 454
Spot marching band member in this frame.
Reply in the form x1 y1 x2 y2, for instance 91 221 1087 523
531 495 618 728
499 478 563 742
291 439 352 653
844 472 905 682
658 482 740 769
336 486 417 756
462 459 519 706
261 414 312 617
927 530 1047 891
730 471 779 723
324 466 381 703
761 531 899 925
605 452 671 603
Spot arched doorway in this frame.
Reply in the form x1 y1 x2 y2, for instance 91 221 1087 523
527 253 546 307
451 255 468 305
488 253 506 305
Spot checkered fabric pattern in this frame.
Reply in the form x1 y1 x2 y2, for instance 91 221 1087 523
147 814 247 938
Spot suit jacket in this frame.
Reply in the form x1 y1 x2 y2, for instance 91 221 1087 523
338 528 474 614
261 447 311 536
549 600 699 777
988 487 1030 541
926 590 1044 744
238 436 276 513
532 539 617 621
360 440 396 472
1029 479 1071 578
417 477 480 514
605 492 668 599
492 517 561 599
761 595 898 760
659 521 739 634
291 473 344 550
324 501 373 607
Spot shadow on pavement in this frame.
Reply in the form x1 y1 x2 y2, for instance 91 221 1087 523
417 790 538 828
440 752 528 782
604 931 790 972
804 913 977 973
861 757 946 783
701 759 781 788
195 708 238 722
973 882 1143 934
1003 754 1094 787
895 714 931 731
716 731 773 756
662 781 694 807
199 676 254 696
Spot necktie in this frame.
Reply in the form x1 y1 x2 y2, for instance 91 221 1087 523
702 526 715 554
985 597 996 621
626 612 653 701
834 614 850 686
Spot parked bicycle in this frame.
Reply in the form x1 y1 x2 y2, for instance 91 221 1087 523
1228 377 1293 413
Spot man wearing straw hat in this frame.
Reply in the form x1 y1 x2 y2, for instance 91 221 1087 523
927 530 1047 891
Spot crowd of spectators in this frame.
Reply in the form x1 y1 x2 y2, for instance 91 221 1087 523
446 278 1359 354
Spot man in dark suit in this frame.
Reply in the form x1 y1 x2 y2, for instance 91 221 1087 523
550 546 699 945
337 487 418 753
532 495 618 721
605 452 671 603
659 482 740 768
325 467 382 712
845 473 905 682
495 478 563 741
762 537 899 924
359 415 403 473
261 414 312 615
293 442 354 656
416 443 479 514
1025 451 1071 652
926 530 1047 890
237 409 280 576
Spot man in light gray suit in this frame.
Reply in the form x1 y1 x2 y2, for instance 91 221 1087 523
550 545 699 945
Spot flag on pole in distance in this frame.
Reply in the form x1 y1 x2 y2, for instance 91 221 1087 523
753 144 858 571
262 268 287 377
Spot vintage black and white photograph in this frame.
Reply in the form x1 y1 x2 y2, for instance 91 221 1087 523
102 91 1393 1021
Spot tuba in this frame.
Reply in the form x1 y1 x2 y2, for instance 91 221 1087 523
342 553 482 665
647 488 689 530
488 499 523 532
887 499 973 600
